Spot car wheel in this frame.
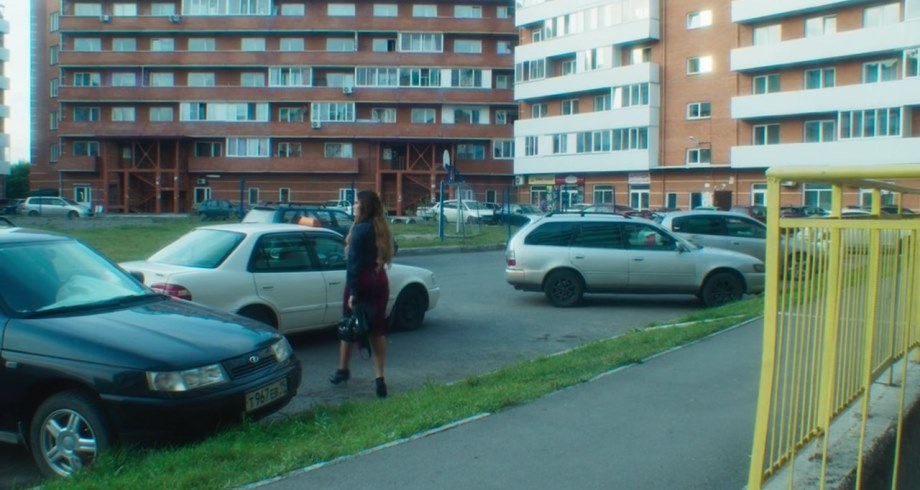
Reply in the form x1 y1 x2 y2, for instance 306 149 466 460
238 305 278 328
29 390 111 479
387 286 427 331
67 211 79 219
543 269 584 307
700 271 743 307
28 210 39 217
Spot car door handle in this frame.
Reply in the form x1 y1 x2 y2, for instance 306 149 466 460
730 241 741 245
261 285 274 290
328 281 342 286
573 255 584 259
632 258 644 262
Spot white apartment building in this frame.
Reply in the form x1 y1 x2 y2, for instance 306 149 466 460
0 5 9 186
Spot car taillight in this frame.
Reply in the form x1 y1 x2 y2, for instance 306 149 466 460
506 251 516 267
151 283 193 301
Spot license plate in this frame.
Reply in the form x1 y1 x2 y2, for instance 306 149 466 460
245 378 288 412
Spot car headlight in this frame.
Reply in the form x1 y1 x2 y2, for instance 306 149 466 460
271 338 294 363
753 264 765 273
147 364 228 392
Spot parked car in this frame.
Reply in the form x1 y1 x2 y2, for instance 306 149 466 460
658 210 768 262
504 213 765 307
780 206 829 218
18 196 93 219
242 204 355 236
323 200 353 215
495 203 544 226
0 228 301 478
729 205 767 222
193 199 239 221
120 223 440 332
426 199 496 224
0 198 23 215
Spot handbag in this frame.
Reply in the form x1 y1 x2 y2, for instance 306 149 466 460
337 303 374 358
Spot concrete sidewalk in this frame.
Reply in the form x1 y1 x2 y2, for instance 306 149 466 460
247 318 763 490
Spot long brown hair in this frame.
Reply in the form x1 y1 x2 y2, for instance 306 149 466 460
349 190 394 266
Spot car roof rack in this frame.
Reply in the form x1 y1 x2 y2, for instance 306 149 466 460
545 210 635 218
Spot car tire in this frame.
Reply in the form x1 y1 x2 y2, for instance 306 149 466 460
543 269 584 307
67 211 78 219
387 286 427 331
28 210 39 217
700 271 743 307
30 390 112 479
238 305 278 328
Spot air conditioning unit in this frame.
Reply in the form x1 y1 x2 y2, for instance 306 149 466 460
168 14 182 23
780 180 797 188
100 15 111 23
513 175 525 186
311 121 322 129
342 85 354 95
196 178 207 185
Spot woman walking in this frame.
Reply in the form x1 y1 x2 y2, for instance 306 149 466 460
329 190 395 398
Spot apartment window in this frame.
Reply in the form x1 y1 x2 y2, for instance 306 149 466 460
451 69 482 88
50 45 59 65
324 143 354 158
372 38 397 52
277 143 303 158
400 68 441 87
495 110 517 125
413 5 437 17
151 38 175 51
373 4 397 16
524 136 539 156
270 67 311 86
750 184 767 206
804 120 836 142
753 74 780 94
72 141 100 157
611 128 648 150
594 185 613 204
326 73 354 88
248 187 260 205
149 72 174 87
863 60 899 82
687 102 711 119
371 108 397 122
497 6 513 19
111 107 136 122
113 3 137 16
864 3 901 27
241 72 266 87
612 83 650 108
840 108 901 138
50 79 59 97
279 107 305 122
583 46 611 71
452 108 481 124
493 140 514 159
687 56 713 74
594 94 611 111
577 131 611 152
188 72 216 87
50 12 60 32
630 47 651 64
112 38 137 52
804 184 833 210
74 38 102 52
907 48 920 77
454 5 481 18
529 59 546 79
753 124 780 145
326 38 355 52
531 30 543 43
280 4 305 15
328 3 355 16
687 10 712 29
183 103 207 121
111 72 137 86
279 188 291 202
356 67 399 87
457 144 485 160
281 38 305 51
753 25 782 45
552 134 568 154
149 107 174 121
194 142 222 157
496 75 512 89
399 33 443 52
227 138 270 158
311 102 355 122
50 112 59 130
805 68 835 89
241 38 266 51
805 16 836 37
561 99 579 115
411 108 436 124
630 185 650 210
74 3 103 16
531 103 547 118
73 72 101 87
686 148 711 164
188 38 216 51
455 40 482 54
151 3 176 15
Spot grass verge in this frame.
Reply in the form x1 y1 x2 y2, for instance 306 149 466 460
48 296 764 490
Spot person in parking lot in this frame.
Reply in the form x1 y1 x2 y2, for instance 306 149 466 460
329 190 395 398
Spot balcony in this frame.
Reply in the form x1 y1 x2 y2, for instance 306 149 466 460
730 138 920 169
732 0 874 23
515 106 659 136
188 156 359 174
514 148 659 175
731 20 920 72
516 19 659 63
515 63 659 101
732 78 920 119
517 0 658 28
55 156 99 172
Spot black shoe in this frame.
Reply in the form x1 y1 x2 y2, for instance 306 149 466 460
329 369 350 385
375 377 388 398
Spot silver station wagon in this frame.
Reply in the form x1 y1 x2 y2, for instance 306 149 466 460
505 213 765 307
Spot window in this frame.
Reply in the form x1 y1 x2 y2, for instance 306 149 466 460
452 108 481 124
576 131 611 153
73 72 101 87
276 142 303 158
151 38 175 51
50 111 59 130
281 38 305 51
456 144 485 160
686 102 711 119
495 110 517 125
907 48 920 77
326 73 354 88
561 59 576 75
561 99 579 115
629 185 650 211
372 38 397 52
454 40 482 54
149 107 174 121
753 124 780 145
280 4 305 15
594 185 613 204
356 67 399 87
582 46 611 71
227 138 270 158
72 141 100 157
413 5 437 17
50 144 60 163
594 94 611 111
805 16 836 36
611 128 648 150
493 140 514 159
751 183 767 206
373 4 398 16
863 60 899 83
686 148 711 164
399 33 443 52
753 25 782 45
524 136 539 156
270 67 311 86
804 68 835 89
552 134 568 154
515 59 546 82
113 3 138 16
111 107 136 122
151 3 176 15
241 37 266 51
687 10 712 29
74 38 102 52
112 38 137 52
630 47 651 64
111 72 137 86
188 72 216 87
612 83 650 108
804 184 833 210
804 120 836 142
149 72 174 87
248 187 260 206
531 103 547 118
839 108 901 138
371 108 397 122
311 102 355 122
50 45 59 65
400 68 441 87
326 38 355 52
279 188 291 202
753 74 780 94
497 41 513 55
188 38 216 51
74 3 103 16
279 107 305 122
328 3 356 16
50 12 60 32
687 56 712 74
50 79 59 97
450 69 482 88
864 3 901 28
241 72 266 87
496 75 512 89
454 5 481 18
324 143 354 158
411 108 436 124
497 6 513 19
194 142 222 157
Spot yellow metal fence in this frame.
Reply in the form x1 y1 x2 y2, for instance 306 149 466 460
749 165 920 489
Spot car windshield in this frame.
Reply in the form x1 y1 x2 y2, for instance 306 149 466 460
63 198 81 206
0 239 149 314
148 229 245 268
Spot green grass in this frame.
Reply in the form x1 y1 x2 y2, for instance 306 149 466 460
22 218 764 489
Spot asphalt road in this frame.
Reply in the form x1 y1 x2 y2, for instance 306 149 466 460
1 249 705 489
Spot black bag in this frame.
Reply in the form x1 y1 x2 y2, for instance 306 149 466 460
337 303 373 358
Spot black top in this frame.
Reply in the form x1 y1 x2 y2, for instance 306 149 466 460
346 221 378 296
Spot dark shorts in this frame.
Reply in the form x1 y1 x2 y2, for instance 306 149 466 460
344 267 389 336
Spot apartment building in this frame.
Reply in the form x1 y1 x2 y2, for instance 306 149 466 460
0 5 9 194
513 0 920 212
30 0 517 214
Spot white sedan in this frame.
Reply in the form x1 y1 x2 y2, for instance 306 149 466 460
120 223 440 334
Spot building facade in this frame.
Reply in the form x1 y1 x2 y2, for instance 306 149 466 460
512 0 920 212
0 4 9 193
31 0 517 214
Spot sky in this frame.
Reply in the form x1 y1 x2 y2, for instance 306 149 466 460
4 2 29 163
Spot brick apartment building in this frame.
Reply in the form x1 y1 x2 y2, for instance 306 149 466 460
30 0 518 215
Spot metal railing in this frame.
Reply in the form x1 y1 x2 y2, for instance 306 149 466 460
749 165 920 489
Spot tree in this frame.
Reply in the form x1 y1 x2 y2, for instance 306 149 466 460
4 161 30 198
